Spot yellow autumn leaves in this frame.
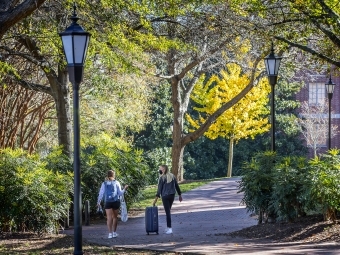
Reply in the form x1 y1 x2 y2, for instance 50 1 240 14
187 63 270 142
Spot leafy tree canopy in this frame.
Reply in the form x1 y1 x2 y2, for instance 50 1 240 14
187 63 270 140
229 0 340 69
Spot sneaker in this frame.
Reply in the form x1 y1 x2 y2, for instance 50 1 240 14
164 228 169 233
108 233 113 239
112 232 118 238
165 228 172 234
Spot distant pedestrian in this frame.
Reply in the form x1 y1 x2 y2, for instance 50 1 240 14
153 165 182 234
97 170 128 238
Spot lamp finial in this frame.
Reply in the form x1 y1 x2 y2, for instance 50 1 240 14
328 75 333 85
70 2 79 24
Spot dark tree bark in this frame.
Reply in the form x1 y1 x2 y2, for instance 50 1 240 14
0 0 46 40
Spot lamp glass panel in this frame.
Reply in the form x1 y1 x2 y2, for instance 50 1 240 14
331 84 336 94
274 58 281 75
83 36 90 64
326 84 335 94
265 58 276 75
73 35 88 64
61 35 74 64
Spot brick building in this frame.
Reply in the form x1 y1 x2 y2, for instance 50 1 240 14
295 74 340 157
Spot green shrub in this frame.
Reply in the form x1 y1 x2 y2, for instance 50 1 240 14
143 147 171 185
81 134 149 213
239 149 340 224
238 151 278 224
0 148 72 235
307 149 340 221
270 156 309 222
43 146 72 175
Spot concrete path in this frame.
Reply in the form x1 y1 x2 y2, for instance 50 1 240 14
62 178 340 254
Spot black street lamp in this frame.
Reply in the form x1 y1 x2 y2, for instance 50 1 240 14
264 42 282 152
59 4 90 255
325 76 336 150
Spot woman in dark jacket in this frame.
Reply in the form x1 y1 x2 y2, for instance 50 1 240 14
153 164 182 234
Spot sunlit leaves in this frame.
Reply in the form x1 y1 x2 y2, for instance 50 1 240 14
187 62 270 141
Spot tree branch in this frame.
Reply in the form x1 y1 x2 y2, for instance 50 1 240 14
0 45 46 68
0 0 46 39
274 36 340 67
7 73 52 95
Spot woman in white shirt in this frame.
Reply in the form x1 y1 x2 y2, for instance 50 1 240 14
97 170 128 238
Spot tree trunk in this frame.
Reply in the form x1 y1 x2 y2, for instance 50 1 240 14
324 207 336 222
258 209 263 224
49 65 72 158
56 67 72 158
170 74 185 181
227 137 234 178
171 142 184 181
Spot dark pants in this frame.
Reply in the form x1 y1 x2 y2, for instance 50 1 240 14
162 194 175 228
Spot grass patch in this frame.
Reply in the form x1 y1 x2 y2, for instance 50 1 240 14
131 179 217 209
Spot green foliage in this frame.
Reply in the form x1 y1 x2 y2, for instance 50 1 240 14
184 136 227 179
143 147 172 184
239 149 340 223
43 146 72 175
275 79 307 156
307 149 340 221
0 61 19 79
0 148 72 235
133 81 173 184
230 0 340 69
81 134 149 213
81 72 153 139
237 79 307 159
239 151 277 222
270 156 309 222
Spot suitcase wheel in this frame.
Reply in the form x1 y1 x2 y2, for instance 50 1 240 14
147 232 149 235
156 232 159 235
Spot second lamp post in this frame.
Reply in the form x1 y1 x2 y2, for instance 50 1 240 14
325 76 336 150
264 43 282 152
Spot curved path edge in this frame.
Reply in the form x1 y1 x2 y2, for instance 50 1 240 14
62 178 340 254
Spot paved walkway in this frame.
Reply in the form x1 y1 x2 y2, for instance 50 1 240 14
62 178 340 254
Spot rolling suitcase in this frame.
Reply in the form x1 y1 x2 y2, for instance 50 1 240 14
145 206 159 235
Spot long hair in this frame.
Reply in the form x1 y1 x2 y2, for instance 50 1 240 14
160 165 173 183
160 165 169 174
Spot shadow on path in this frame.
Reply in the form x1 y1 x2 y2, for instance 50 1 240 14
62 178 340 254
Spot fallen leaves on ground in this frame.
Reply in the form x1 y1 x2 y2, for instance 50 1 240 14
226 215 340 243
0 233 190 255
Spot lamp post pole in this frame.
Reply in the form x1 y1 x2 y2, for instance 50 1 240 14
325 76 336 150
264 43 282 152
270 83 276 152
59 4 90 255
73 80 81 255
328 94 331 150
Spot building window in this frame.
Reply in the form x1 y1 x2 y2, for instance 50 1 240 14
309 82 325 105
